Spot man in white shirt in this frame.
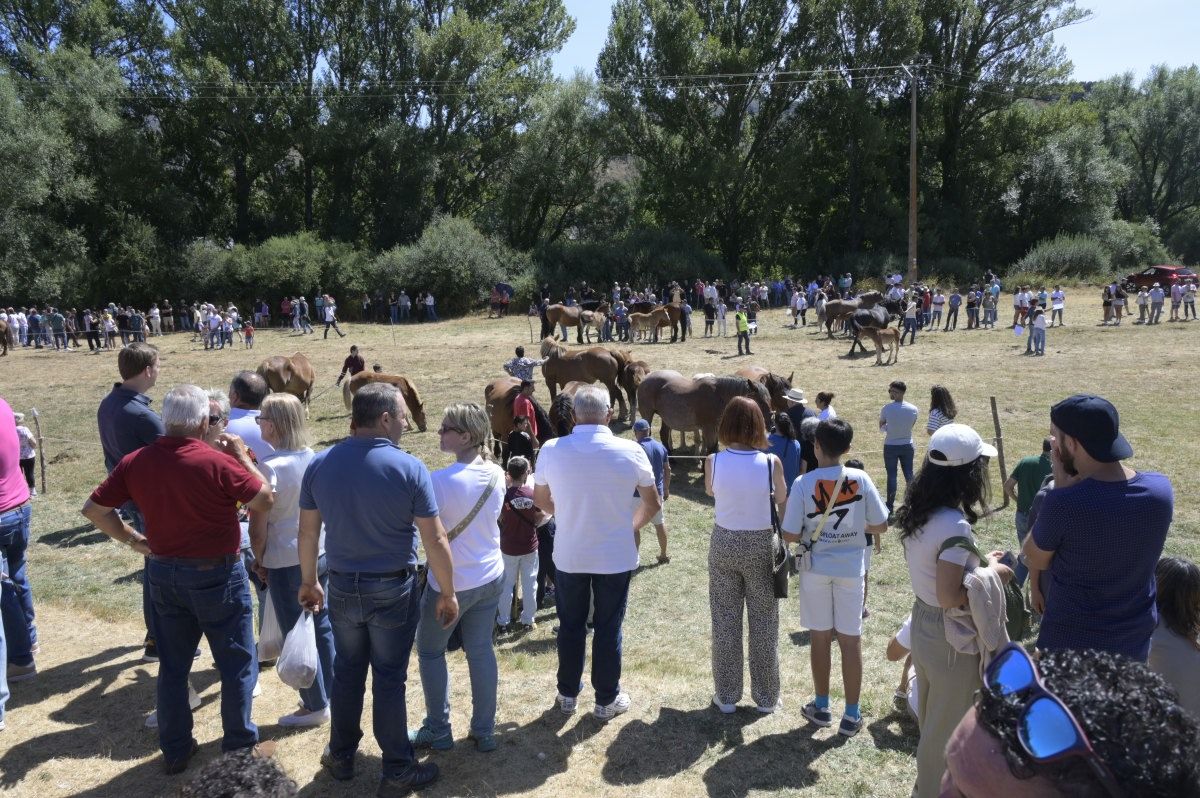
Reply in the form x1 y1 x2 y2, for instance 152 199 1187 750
533 386 660 721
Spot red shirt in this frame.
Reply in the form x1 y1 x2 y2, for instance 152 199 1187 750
499 485 539 555
513 393 537 438
90 437 263 558
243 324 254 336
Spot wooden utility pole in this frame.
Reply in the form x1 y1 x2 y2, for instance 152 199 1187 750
904 65 919 283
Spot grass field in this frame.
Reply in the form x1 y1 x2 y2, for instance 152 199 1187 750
2 294 1197 797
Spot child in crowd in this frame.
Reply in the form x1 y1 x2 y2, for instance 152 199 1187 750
782 419 888 737
716 299 727 337
242 321 254 349
497 456 546 633
14 412 36 495
1031 306 1046 355
505 415 536 467
886 615 918 720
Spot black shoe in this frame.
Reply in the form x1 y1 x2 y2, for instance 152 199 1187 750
321 748 355 781
142 641 159 662
377 762 439 796
163 739 199 775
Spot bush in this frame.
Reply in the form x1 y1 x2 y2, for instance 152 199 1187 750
371 216 531 317
1098 218 1173 272
1013 234 1109 279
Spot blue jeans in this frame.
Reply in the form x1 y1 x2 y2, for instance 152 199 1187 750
426 306 438 321
0 548 9 724
883 443 915 511
555 569 632 706
901 317 918 345
326 571 420 778
1032 327 1045 354
125 505 155 645
266 560 335 712
416 575 503 738
1013 511 1030 586
147 557 258 760
0 501 35 665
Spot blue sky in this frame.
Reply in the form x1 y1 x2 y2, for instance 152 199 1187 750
552 0 1198 82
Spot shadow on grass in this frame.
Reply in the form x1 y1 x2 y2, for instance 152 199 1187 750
868 713 919 755
670 474 714 507
38 523 108 548
601 706 760 786
788 630 811 648
114 569 144 586
701 725 847 796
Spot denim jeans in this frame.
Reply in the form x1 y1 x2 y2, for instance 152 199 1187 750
1032 327 1045 354
901 317 918 345
1013 511 1030 587
147 557 258 761
0 501 35 665
499 553 539 625
416 575 503 738
266 559 335 712
555 569 632 706
883 443 915 511
536 522 556 609
326 571 420 778
0 549 7 723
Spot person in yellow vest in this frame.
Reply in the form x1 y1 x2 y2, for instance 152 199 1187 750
735 304 752 356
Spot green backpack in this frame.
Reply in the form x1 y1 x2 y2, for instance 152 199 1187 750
938 536 1033 642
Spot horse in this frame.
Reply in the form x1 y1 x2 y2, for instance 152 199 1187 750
734 366 795 411
484 377 555 458
539 337 629 420
0 319 7 356
581 309 607 343
847 304 898 357
546 302 610 344
863 326 901 365
548 381 586 437
823 290 885 338
611 350 651 420
636 371 772 457
342 371 427 431
628 307 672 343
257 353 315 413
629 301 686 342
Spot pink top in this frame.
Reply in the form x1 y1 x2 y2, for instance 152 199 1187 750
0 397 31 511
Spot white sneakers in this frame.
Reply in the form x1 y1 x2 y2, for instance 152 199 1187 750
555 693 577 715
593 692 631 721
712 695 736 714
278 705 330 727
145 684 202 729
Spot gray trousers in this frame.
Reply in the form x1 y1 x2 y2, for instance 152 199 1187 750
708 524 779 707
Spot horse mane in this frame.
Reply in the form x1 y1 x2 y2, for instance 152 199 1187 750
550 392 575 437
763 373 788 395
712 375 753 393
609 349 632 368
540 337 565 358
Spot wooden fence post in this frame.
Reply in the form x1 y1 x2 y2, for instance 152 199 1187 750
30 407 47 496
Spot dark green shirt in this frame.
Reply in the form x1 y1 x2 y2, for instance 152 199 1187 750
1012 453 1052 513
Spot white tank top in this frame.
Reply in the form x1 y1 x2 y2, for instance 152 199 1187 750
712 449 772 530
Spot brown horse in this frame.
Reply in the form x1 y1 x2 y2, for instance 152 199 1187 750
628 307 672 343
484 377 556 457
539 337 629 420
823 290 885 337
257 353 315 412
629 301 686 342
734 366 795 411
342 371 428 431
546 302 610 344
636 370 772 456
611 350 651 420
863 326 901 365
581 309 607 343
0 320 7 356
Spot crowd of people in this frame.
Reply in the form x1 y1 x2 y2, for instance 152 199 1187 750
2 317 1200 796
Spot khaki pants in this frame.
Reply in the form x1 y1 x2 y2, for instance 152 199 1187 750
910 598 981 798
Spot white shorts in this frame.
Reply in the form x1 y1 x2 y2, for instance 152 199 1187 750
799 571 865 636
632 496 664 526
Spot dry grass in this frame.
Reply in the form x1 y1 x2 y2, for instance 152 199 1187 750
2 296 1197 797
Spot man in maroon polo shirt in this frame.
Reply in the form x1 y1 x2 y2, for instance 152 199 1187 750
82 384 273 775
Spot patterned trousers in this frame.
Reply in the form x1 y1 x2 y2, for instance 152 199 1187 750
708 524 780 707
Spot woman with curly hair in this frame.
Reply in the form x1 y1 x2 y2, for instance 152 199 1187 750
925 385 957 436
896 423 1013 797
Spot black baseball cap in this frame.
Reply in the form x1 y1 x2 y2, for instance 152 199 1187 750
1050 394 1133 463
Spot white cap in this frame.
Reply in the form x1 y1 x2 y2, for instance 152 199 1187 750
927 424 997 467
784 388 807 404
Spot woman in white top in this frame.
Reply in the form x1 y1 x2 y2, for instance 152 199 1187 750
704 397 788 714
412 402 505 752
814 391 837 421
925 385 956 436
1148 557 1200 720
896 424 1012 798
248 393 335 726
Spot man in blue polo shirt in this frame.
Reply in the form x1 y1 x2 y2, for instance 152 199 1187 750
632 419 671 564
1022 395 1173 662
298 383 458 797
97 342 165 661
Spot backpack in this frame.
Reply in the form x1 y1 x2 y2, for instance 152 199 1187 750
938 536 1033 642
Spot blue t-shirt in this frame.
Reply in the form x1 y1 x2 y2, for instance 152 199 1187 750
765 433 802 492
1032 472 1173 661
299 436 438 572
949 293 962 307
97 384 165 473
633 436 669 496
880 401 919 445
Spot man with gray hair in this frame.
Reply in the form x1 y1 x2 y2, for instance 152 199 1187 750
297 383 457 796
82 384 274 775
533 385 660 720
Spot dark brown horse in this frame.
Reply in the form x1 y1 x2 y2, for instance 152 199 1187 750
257 353 315 413
735 366 795 411
484 377 555 457
823 290 885 337
636 371 771 456
611 350 652 420
539 338 629 420
548 380 586 437
0 320 7 356
342 372 427 431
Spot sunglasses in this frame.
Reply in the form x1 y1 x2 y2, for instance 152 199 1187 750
208 415 224 425
438 425 464 435
979 644 1124 797
254 416 272 425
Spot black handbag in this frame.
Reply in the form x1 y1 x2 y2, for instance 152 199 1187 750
769 459 795 599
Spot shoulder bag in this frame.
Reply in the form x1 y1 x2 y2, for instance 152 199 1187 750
796 469 847 573
769 458 795 599
937 535 1032 642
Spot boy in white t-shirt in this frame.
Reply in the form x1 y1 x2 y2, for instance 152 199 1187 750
782 418 888 737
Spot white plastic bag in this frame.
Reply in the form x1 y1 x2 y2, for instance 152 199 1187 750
258 590 283 662
277 611 318 689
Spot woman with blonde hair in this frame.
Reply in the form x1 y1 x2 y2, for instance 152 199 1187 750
248 392 335 726
411 402 506 752
705 397 788 714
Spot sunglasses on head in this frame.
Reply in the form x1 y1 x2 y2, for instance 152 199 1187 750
979 644 1125 798
208 414 224 425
